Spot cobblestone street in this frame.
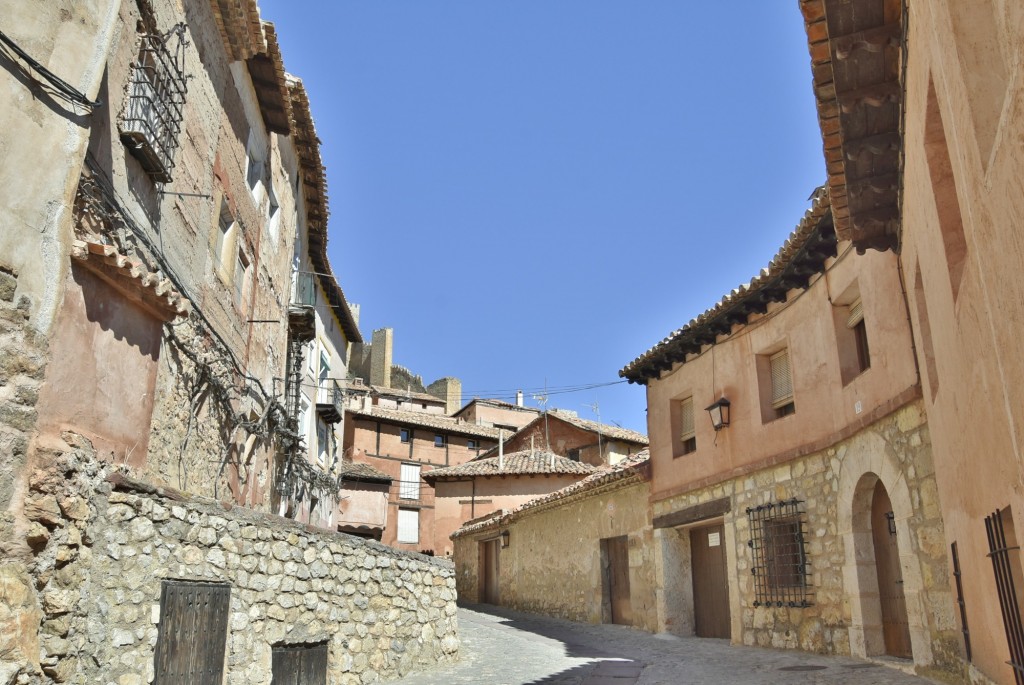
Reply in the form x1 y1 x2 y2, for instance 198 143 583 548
391 605 939 685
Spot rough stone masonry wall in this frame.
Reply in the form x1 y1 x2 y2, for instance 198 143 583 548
2 448 459 685
652 400 962 680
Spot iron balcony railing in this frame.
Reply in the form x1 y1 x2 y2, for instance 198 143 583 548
316 380 343 423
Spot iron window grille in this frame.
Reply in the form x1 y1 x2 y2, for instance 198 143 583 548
118 23 189 183
985 508 1024 684
747 498 813 607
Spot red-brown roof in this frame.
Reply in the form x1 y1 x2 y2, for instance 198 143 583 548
423 450 595 481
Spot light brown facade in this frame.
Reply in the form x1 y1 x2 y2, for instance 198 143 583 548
801 1 1024 683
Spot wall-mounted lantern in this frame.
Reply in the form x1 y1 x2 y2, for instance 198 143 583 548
500 530 510 548
705 397 731 431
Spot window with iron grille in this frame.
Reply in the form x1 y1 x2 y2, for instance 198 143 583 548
985 507 1024 684
118 24 189 183
747 499 812 607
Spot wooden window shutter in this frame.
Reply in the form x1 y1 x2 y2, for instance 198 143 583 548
680 397 695 441
846 299 864 329
770 349 794 409
397 508 419 543
153 580 230 684
399 463 420 500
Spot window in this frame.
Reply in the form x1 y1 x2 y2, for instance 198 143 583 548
567 448 580 462
399 463 421 500
400 428 410 443
316 418 330 466
747 499 811 607
769 349 795 418
678 396 696 455
397 508 419 544
319 349 329 386
214 198 232 271
467 439 478 451
985 507 1024 679
233 249 249 302
434 434 446 448
118 25 188 182
298 395 311 442
835 292 871 385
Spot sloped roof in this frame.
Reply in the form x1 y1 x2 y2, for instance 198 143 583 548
347 406 505 440
338 461 392 484
71 240 190 321
546 411 649 445
620 188 836 384
246 22 291 135
451 450 650 538
452 398 542 417
423 450 596 481
287 76 363 344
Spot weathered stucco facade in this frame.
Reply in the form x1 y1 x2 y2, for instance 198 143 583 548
451 455 656 631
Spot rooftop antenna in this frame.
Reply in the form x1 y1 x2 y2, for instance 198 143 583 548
584 401 604 463
532 379 550 449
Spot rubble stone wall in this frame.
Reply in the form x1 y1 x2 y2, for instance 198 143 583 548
2 450 459 685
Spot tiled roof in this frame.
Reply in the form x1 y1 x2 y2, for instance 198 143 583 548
347 406 505 440
451 450 650 537
338 461 392 484
71 240 190 321
452 398 542 417
247 22 291 135
547 412 648 445
619 188 836 384
423 450 596 481
287 76 363 344
208 0 264 61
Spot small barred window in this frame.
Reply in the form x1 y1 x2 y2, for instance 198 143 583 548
746 499 812 607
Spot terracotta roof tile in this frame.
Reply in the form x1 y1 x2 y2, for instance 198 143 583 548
338 461 392 484
348 406 505 440
71 240 190 321
423 450 596 481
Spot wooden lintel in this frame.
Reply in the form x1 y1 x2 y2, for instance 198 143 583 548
653 497 731 529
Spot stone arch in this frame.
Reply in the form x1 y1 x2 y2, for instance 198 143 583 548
837 430 934 666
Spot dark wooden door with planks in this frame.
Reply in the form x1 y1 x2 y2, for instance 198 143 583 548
480 539 500 604
871 481 913 658
271 643 328 684
602 535 633 625
153 580 231 684
690 523 730 638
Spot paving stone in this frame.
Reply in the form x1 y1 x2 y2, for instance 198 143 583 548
386 605 939 685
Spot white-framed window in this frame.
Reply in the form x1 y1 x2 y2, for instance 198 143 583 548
319 349 330 386
397 508 419 544
316 418 330 466
678 396 696 455
298 394 311 442
233 249 249 302
770 348 795 417
399 463 421 500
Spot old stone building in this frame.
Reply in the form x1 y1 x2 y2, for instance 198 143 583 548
620 190 960 679
799 1 1024 683
425 448 597 558
0 1 457 682
450 451 655 630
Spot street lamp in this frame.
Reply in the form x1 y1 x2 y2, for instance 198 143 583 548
705 397 731 431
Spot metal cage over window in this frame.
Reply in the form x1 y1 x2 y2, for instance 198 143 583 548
747 498 813 607
119 24 189 183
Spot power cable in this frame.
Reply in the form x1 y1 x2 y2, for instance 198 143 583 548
0 29 102 108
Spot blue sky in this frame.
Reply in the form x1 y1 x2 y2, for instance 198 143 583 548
260 1 824 434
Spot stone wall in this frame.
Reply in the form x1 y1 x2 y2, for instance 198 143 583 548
651 400 963 681
452 477 658 632
1 449 459 684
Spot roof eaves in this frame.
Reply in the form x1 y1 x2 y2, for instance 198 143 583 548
619 188 836 385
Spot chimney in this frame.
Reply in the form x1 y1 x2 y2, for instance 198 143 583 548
516 389 523 407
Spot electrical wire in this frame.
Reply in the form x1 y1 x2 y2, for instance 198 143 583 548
0 29 101 108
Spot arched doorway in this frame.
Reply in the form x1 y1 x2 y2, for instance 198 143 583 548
870 481 912 658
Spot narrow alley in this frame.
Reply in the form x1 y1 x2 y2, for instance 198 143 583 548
392 605 935 685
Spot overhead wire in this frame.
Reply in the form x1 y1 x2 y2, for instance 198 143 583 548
0 28 102 108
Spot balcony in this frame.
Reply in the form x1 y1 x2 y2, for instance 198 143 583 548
316 380 343 424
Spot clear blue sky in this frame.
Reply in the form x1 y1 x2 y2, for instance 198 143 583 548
260 1 824 434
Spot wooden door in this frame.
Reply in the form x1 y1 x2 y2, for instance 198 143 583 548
691 523 730 638
480 539 500 604
271 643 328 684
871 481 913 658
602 536 633 625
153 581 230 684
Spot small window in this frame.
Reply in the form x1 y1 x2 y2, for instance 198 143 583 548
567 448 580 462
434 434 446 448
400 428 410 443
399 463 421 500
835 293 871 385
397 508 419 544
319 349 329 385
849 302 871 374
679 396 696 455
234 249 249 302
769 349 795 418
316 418 330 466
747 499 811 607
467 439 477 450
